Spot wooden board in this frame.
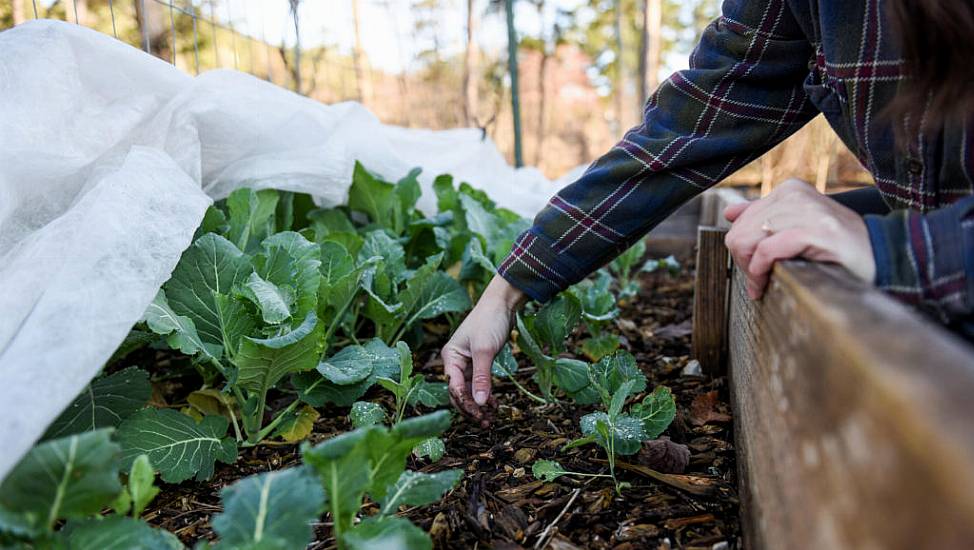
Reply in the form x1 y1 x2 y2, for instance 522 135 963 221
691 227 729 375
728 259 974 550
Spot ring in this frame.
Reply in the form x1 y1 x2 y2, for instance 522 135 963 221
760 219 774 234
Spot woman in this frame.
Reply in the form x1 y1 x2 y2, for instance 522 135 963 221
443 0 974 425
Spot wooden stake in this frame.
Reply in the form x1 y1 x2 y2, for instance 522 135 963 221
691 226 730 375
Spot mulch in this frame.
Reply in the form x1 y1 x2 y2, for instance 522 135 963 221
137 267 741 550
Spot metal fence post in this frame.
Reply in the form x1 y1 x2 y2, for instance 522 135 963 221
505 0 523 168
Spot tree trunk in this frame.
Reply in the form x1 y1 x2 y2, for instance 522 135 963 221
534 0 548 166
74 0 88 26
351 0 372 105
462 0 480 126
613 0 626 133
638 0 662 107
646 0 662 92
289 0 302 93
505 0 524 167
12 0 25 25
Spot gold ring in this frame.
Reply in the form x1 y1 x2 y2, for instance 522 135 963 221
760 219 773 234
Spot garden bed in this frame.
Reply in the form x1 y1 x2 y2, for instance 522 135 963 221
132 263 742 549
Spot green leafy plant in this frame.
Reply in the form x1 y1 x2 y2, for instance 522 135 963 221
350 342 451 461
0 430 182 548
301 411 461 550
544 351 677 494
513 293 584 401
571 270 623 361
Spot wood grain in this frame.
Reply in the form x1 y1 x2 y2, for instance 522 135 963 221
691 226 730 375
728 260 974 549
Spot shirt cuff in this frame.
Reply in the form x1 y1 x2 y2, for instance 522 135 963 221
496 229 586 303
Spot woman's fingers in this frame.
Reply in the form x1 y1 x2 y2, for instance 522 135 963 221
471 343 495 406
723 201 751 222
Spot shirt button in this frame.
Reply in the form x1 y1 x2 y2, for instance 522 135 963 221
907 159 924 175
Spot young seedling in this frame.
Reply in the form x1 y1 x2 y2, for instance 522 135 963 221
301 411 462 550
513 293 584 401
559 351 677 495
347 341 451 461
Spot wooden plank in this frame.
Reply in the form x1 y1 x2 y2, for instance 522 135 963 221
691 226 729 375
728 260 974 549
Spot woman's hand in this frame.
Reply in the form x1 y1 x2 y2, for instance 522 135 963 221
441 275 526 427
723 179 876 299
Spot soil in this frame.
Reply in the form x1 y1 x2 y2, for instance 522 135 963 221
135 266 741 550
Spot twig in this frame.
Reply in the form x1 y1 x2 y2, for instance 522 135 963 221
533 487 581 550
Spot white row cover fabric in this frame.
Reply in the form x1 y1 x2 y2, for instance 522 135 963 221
0 20 570 478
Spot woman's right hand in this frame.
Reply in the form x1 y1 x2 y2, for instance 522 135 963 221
441 275 526 427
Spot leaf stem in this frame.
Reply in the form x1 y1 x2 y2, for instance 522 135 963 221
494 362 547 405
254 397 303 443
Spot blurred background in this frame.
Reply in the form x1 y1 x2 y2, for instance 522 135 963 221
1 0 873 192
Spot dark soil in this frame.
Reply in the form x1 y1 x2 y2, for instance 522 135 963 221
137 266 741 550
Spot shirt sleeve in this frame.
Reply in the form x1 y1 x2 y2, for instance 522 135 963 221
497 0 818 302
865 195 974 322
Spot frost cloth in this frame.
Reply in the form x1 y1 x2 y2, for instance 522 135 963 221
0 20 564 478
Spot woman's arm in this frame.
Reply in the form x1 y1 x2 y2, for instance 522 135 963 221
865 195 974 322
443 0 822 424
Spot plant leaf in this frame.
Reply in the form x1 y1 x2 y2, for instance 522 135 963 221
632 386 677 439
128 454 160 518
398 266 471 332
235 312 324 397
226 188 279 253
317 346 376 386
532 293 581 354
379 470 462 515
349 401 386 428
302 429 374 538
296 339 399 407
42 367 152 441
143 290 219 359
273 405 320 443
532 459 569 482
407 381 449 408
62 516 184 550
412 437 445 462
348 162 401 232
552 358 590 394
212 466 324 550
164 233 254 355
0 429 121 533
117 409 237 483
240 271 293 324
609 379 637 419
580 412 647 456
491 343 518 378
254 231 321 323
580 334 622 362
343 516 431 550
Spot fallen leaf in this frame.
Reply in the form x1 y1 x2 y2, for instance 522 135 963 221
638 437 690 474
615 522 660 542
652 319 692 340
689 391 732 426
594 459 727 497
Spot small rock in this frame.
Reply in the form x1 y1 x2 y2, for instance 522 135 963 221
512 467 526 478
514 447 536 464
681 359 703 376
712 542 729 550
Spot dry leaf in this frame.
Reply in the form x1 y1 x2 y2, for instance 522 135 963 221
638 437 690 474
689 391 732 426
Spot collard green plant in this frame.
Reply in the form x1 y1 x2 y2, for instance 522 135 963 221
41 367 151 441
559 353 676 495
513 293 583 401
302 411 461 550
210 466 325 549
571 271 623 361
0 430 181 548
609 240 647 299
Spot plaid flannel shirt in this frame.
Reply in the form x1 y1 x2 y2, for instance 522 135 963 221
498 0 974 324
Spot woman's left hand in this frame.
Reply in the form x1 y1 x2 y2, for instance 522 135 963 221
723 179 876 299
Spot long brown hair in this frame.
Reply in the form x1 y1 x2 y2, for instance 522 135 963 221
887 0 974 136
